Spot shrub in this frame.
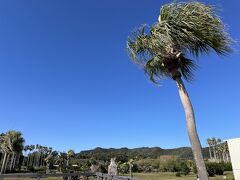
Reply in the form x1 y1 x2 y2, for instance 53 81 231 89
175 172 181 177
131 164 138 172
119 163 129 174
179 162 191 175
193 162 225 177
205 162 225 176
206 163 215 177
99 164 107 173
214 164 224 175
175 161 191 176
222 162 232 171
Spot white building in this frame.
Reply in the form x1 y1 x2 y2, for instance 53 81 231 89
226 138 240 180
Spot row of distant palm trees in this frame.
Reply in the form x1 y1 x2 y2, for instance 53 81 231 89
22 144 53 167
206 138 230 163
0 130 76 174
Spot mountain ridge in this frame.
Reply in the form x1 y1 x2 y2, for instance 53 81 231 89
77 146 209 161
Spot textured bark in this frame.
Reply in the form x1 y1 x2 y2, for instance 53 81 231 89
9 153 15 171
4 153 10 173
13 154 19 170
175 77 208 180
208 146 212 159
0 152 7 174
213 146 217 161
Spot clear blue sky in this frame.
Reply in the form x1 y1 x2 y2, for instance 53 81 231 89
0 0 239 152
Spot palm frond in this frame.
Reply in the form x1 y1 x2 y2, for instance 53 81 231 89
144 57 171 83
126 1 233 83
158 1 233 56
178 55 197 82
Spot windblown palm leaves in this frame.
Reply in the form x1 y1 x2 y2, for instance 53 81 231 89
127 1 232 83
6 131 25 153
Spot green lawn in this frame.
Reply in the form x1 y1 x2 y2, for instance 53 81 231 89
3 177 96 180
3 178 62 180
3 178 79 180
131 171 234 180
3 172 234 180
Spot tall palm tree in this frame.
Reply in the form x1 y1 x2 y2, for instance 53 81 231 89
219 143 225 162
211 138 217 161
0 131 25 173
44 147 53 174
223 141 230 162
24 145 32 166
206 138 213 160
216 138 223 162
38 145 43 167
126 2 232 179
6 131 25 172
35 144 39 167
23 145 29 166
27 145 35 167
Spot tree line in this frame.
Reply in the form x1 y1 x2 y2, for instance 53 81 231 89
0 130 232 178
0 130 79 174
206 138 230 163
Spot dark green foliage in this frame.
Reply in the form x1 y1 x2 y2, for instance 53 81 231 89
206 163 216 177
222 162 232 171
98 164 107 173
116 155 129 163
133 157 192 173
127 1 232 83
213 164 225 176
119 162 129 174
175 172 181 177
175 161 191 175
193 162 226 177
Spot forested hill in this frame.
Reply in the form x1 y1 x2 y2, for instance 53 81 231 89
77 147 209 161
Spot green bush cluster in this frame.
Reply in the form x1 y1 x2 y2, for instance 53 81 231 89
206 162 224 176
131 157 191 175
193 162 231 177
223 162 232 171
175 161 191 176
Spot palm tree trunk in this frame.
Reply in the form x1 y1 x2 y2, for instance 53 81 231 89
0 153 3 166
222 152 225 163
226 152 230 162
0 152 7 174
4 153 10 173
10 153 15 172
213 146 217 161
208 146 212 160
13 154 18 170
40 152 42 167
175 77 208 180
216 150 219 162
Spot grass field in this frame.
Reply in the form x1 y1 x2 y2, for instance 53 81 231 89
3 171 234 180
132 171 234 180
